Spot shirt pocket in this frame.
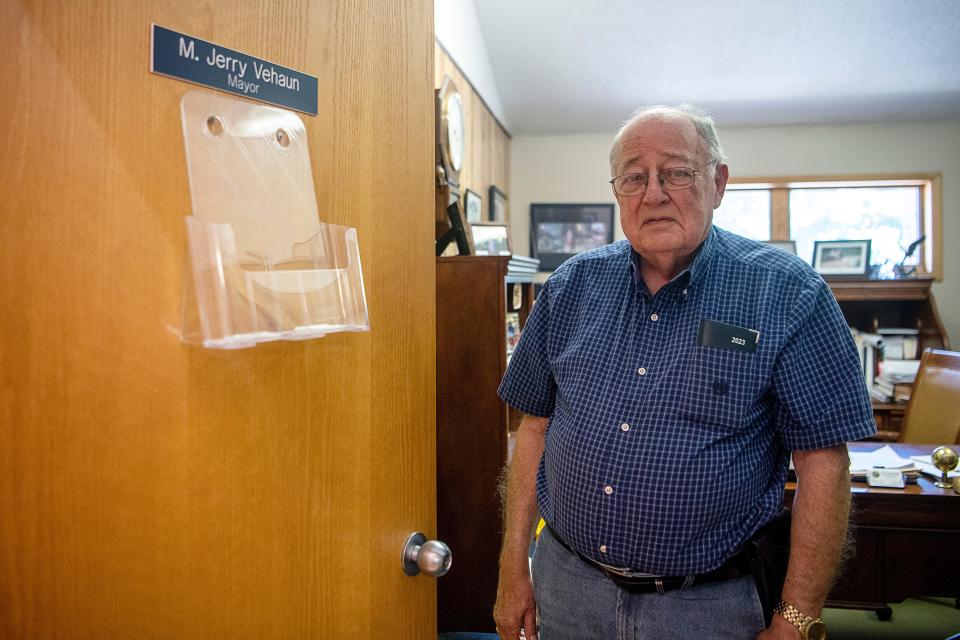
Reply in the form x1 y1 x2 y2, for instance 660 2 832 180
677 346 762 431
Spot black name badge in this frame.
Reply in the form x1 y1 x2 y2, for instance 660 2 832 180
697 319 760 353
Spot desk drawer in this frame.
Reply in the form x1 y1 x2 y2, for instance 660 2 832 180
882 529 960 602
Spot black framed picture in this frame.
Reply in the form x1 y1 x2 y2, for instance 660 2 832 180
530 203 615 271
812 239 872 277
489 185 507 222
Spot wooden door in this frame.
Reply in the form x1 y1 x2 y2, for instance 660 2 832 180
0 1 436 638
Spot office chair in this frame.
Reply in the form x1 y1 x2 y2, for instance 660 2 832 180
898 348 960 444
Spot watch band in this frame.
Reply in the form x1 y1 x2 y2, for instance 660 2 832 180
774 600 825 639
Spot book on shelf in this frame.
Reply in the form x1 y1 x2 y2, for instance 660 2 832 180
879 358 921 381
851 329 881 389
507 256 540 283
508 255 540 266
870 359 920 403
507 265 538 274
871 378 913 403
893 382 913 403
508 258 539 272
877 328 920 360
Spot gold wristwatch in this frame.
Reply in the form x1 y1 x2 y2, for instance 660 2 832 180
773 601 827 640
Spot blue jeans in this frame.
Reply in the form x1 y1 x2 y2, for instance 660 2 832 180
532 527 767 640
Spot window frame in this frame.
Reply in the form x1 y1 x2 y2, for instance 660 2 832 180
724 173 942 279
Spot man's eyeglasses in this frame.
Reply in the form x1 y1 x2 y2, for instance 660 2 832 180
609 162 715 197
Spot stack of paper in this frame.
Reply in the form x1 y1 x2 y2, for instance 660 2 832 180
910 455 960 480
848 445 920 482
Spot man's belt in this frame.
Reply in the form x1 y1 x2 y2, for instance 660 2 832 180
544 524 753 594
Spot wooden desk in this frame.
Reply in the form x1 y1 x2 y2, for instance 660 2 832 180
785 442 960 619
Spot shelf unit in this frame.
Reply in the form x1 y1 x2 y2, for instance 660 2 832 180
435 256 534 634
827 277 949 440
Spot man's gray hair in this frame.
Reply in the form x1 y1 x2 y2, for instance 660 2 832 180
609 104 726 176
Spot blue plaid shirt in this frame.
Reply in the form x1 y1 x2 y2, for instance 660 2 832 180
499 226 875 575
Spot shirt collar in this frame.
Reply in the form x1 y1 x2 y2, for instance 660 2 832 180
630 225 717 292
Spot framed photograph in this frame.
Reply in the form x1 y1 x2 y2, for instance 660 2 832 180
435 200 474 257
505 312 521 353
812 239 872 276
510 282 523 311
489 185 507 222
764 240 797 255
464 189 483 224
471 222 511 256
530 203 615 271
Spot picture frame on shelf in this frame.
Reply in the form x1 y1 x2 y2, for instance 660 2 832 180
489 185 507 222
471 222 512 256
530 203 615 271
812 239 871 277
763 240 797 255
464 189 483 224
510 282 523 311
505 312 521 354
435 200 474 257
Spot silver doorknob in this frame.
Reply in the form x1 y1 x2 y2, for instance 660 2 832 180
401 532 452 577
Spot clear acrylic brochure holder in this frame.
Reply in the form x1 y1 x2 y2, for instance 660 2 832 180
179 90 369 349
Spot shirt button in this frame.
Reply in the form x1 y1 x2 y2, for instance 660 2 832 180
603 485 614 495
650 313 659 321
599 544 608 554
682 289 688 296
620 423 630 432
637 367 647 376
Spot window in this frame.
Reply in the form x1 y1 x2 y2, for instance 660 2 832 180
716 175 941 278
714 189 770 241
790 186 920 272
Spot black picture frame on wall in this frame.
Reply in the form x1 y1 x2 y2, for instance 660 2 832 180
530 203 616 271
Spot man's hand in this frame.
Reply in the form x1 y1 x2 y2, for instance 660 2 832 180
755 614 802 640
493 414 548 640
493 561 538 640
756 443 850 640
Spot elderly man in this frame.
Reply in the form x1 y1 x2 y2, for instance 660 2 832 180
493 105 875 640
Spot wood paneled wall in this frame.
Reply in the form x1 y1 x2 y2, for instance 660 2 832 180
434 42 511 222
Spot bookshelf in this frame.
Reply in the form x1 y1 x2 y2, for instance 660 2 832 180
828 277 949 440
435 255 535 633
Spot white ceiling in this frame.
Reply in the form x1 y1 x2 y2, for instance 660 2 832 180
472 0 960 135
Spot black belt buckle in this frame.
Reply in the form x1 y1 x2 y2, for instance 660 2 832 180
606 573 688 594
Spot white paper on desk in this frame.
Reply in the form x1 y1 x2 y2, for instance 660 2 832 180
848 445 914 472
910 456 960 478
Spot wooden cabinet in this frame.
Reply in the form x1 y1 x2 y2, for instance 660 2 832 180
828 278 949 352
827 278 949 440
436 256 534 634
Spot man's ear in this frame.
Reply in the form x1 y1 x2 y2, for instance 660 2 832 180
713 163 729 208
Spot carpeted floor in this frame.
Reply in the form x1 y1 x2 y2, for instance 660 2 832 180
438 597 960 639
826 598 960 640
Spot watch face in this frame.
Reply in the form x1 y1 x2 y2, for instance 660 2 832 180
444 93 464 172
805 621 827 640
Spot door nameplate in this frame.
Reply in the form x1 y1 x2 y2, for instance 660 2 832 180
150 24 318 116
